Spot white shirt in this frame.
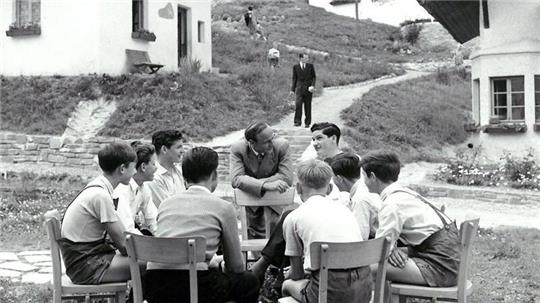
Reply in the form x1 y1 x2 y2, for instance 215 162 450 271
147 162 186 207
268 48 280 59
114 179 158 234
349 179 382 240
376 183 443 249
283 195 362 271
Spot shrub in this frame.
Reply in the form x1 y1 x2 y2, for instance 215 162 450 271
402 24 423 45
436 68 451 85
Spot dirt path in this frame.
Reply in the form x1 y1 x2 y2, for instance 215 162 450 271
206 70 428 146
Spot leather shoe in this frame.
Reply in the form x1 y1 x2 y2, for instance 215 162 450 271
294 123 301 127
305 124 310 128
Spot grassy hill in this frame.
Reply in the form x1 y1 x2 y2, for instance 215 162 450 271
1 0 454 141
342 68 472 163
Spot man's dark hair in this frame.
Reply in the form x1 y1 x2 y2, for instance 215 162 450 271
244 122 268 142
130 141 156 169
329 153 361 179
311 122 341 144
299 53 306 58
248 6 253 10
360 151 401 183
182 147 219 183
98 142 137 174
152 130 183 154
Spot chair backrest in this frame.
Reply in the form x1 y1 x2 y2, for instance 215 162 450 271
457 218 480 300
234 188 295 239
44 210 63 295
125 233 206 303
125 49 151 64
309 237 391 303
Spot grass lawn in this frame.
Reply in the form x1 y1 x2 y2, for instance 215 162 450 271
1 173 539 302
341 68 472 163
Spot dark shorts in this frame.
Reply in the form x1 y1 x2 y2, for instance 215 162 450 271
409 222 461 287
57 238 116 285
302 266 372 303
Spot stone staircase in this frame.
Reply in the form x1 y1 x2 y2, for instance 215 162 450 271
276 127 312 163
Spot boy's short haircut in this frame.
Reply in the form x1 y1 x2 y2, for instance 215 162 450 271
244 122 268 142
310 122 341 144
297 159 333 190
130 141 156 169
152 130 184 154
98 142 137 174
360 151 400 183
182 147 219 184
329 152 361 179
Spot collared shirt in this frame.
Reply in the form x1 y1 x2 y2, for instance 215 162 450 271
376 183 443 249
283 195 362 271
349 179 382 240
147 162 186 208
148 186 243 272
61 175 119 242
114 179 157 234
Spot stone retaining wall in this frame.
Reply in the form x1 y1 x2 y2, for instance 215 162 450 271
409 183 540 204
0 132 232 181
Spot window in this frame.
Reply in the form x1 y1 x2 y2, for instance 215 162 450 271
473 79 480 123
14 0 40 26
491 76 525 121
534 76 540 123
132 0 144 31
198 21 205 43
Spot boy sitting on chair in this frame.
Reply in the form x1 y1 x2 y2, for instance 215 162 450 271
281 159 372 303
60 143 137 284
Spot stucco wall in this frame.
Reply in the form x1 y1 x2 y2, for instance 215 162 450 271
0 0 100 76
0 0 212 75
469 0 540 162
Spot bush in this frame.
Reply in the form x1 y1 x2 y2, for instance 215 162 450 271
436 68 451 85
402 24 423 45
434 149 540 190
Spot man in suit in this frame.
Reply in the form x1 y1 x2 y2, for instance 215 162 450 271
290 53 316 128
230 121 294 239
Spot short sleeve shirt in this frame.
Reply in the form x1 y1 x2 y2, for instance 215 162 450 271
283 195 362 271
114 179 157 234
147 162 186 207
61 176 119 242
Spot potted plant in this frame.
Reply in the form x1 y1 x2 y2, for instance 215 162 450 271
463 122 480 132
131 28 156 42
482 122 527 134
6 22 41 37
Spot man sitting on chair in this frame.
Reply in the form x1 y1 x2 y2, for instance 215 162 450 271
281 159 372 303
145 147 260 303
230 121 293 239
60 143 137 284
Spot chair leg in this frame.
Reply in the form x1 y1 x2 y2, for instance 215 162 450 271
390 294 400 303
116 291 127 303
53 291 61 303
85 294 91 303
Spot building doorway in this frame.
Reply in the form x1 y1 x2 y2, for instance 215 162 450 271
177 6 188 65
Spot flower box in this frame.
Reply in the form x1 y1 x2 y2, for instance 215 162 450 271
131 30 156 42
482 123 527 134
6 26 41 37
463 122 480 132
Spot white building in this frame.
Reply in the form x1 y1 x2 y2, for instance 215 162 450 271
0 0 212 75
421 0 540 162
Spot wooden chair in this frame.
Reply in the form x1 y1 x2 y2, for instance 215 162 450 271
125 49 164 74
44 211 129 303
233 188 296 261
279 237 391 303
125 233 206 303
389 218 480 303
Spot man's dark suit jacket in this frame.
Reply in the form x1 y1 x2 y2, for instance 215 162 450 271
291 63 316 95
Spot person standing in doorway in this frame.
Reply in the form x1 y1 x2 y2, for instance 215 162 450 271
290 53 316 128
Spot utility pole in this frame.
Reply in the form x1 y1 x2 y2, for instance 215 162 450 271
355 0 359 20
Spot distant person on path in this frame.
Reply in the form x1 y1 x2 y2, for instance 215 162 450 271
145 147 260 303
362 151 461 287
147 130 186 208
230 122 294 239
244 6 258 40
60 143 137 284
114 141 158 236
290 53 316 128
268 42 280 68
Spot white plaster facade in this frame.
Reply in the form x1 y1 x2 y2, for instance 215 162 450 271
308 0 432 26
0 0 212 76
469 0 540 162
